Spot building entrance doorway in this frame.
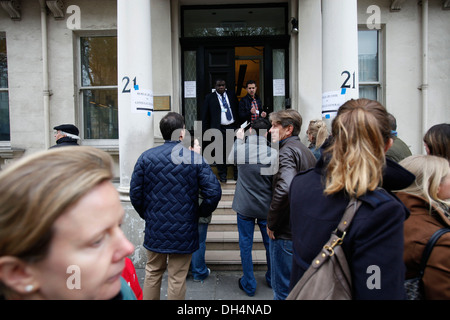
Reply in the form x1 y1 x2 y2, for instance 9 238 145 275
180 4 290 131
235 46 263 102
202 46 263 104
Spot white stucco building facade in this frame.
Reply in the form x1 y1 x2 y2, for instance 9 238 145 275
0 0 448 265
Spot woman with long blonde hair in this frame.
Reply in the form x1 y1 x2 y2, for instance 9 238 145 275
306 119 329 160
289 99 414 299
396 155 450 299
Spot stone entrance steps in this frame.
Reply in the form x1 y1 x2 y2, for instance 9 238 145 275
205 181 268 271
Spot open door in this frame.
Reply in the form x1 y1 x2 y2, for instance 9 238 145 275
181 43 288 131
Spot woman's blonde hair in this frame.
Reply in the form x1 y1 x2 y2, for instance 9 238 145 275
398 155 450 212
307 119 329 149
324 99 391 198
0 146 114 263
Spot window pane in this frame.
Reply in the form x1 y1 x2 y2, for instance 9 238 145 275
0 36 9 141
0 91 10 141
184 51 197 131
0 37 7 88
183 6 286 37
80 36 117 87
359 85 378 101
358 30 378 82
83 89 118 139
273 49 285 112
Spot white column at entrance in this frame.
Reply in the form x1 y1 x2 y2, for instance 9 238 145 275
321 0 359 126
117 0 154 199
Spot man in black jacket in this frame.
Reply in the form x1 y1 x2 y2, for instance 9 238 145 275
50 124 80 148
267 109 316 300
201 79 240 182
239 80 267 124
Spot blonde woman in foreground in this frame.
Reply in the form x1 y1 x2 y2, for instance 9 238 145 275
289 99 415 299
0 146 136 300
396 155 450 300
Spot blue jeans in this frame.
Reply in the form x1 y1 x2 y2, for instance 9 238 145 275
269 238 292 300
190 222 209 281
237 213 271 296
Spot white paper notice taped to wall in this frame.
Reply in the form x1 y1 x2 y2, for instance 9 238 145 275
322 91 346 119
273 79 285 96
184 81 196 98
131 88 154 115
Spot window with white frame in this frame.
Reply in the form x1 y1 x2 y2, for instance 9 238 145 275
0 34 9 142
358 29 381 101
79 35 118 140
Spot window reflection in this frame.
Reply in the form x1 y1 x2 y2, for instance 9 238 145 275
183 6 286 37
81 37 117 87
82 89 118 139
358 30 381 101
0 36 9 141
358 30 378 82
80 36 118 139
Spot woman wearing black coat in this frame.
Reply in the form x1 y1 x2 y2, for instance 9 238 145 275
289 99 414 299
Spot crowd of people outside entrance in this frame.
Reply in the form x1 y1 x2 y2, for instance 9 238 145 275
0 76 448 300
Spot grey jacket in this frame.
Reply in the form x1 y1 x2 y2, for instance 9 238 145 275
228 134 278 219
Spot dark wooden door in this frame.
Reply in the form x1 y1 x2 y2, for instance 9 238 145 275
200 47 236 101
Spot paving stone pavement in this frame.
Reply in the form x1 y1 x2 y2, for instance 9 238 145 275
135 269 274 300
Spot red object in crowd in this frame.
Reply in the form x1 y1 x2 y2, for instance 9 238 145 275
121 257 143 300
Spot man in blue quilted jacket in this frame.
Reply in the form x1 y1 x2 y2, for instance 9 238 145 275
130 112 222 300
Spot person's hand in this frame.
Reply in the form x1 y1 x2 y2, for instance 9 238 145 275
251 106 257 114
261 111 267 118
267 226 275 240
236 128 245 140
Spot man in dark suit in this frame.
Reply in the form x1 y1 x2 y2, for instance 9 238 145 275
201 79 240 182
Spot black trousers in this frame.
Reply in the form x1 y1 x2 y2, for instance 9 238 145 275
218 124 238 181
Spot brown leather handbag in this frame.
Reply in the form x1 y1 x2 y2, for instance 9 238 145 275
287 199 362 300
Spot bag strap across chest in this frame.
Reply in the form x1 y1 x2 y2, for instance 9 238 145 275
313 198 362 268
